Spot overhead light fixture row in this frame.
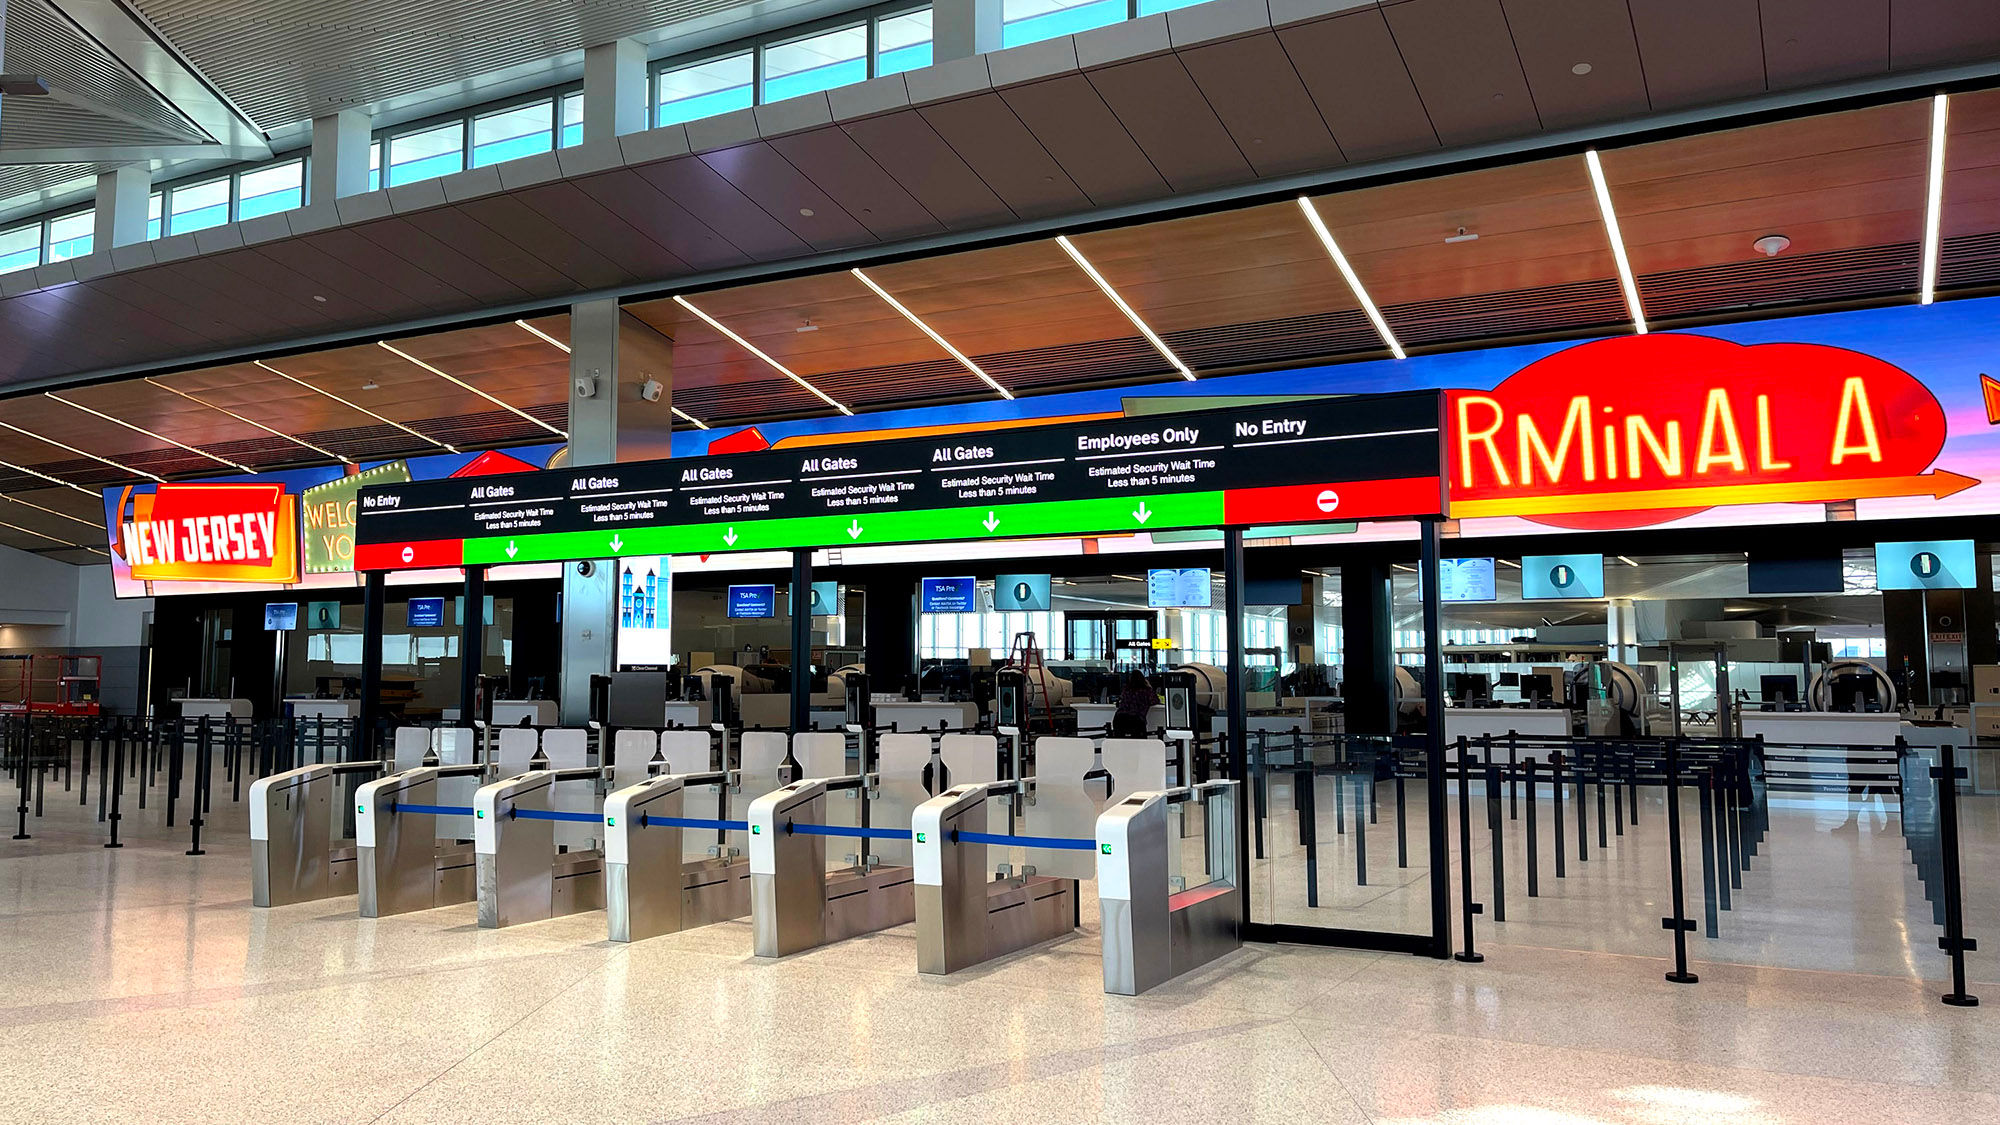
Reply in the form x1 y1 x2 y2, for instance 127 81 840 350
851 267 1013 400
143 377 354 465
1921 92 1950 306
1 491 101 530
254 359 459 453
1584 149 1648 334
1056 235 1196 381
0 418 165 483
515 319 571 353
0 516 104 554
1297 196 1406 360
377 340 566 439
673 295 853 416
43 391 255 473
671 407 709 430
0 455 97 497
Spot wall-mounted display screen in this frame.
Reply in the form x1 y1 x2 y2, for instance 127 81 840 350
305 601 342 629
994 574 1051 611
1875 540 1977 590
1147 568 1213 608
407 597 445 627
1748 553 1845 594
1440 558 1497 602
806 580 840 616
617 557 671 667
921 576 978 613
263 602 298 631
727 584 776 618
1521 554 1604 599
1244 578 1302 606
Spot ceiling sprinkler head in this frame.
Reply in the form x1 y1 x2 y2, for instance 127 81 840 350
1753 234 1792 257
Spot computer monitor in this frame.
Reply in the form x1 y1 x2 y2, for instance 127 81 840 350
1832 674 1880 713
1760 674 1799 705
1498 672 1522 687
1448 672 1490 704
1520 674 1554 705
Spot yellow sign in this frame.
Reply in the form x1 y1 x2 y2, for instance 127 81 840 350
1151 638 1175 650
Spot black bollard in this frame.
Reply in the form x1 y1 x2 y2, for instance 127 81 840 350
1454 739 1484 963
1661 742 1698 983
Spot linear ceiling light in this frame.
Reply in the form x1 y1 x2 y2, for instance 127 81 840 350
44 391 255 473
1055 234 1195 381
144 377 353 465
254 359 459 453
378 341 566 439
0 455 97 496
516 319 571 352
2 491 108 531
0 516 105 554
0 418 164 483
1584 149 1648 333
671 407 710 430
672 295 853 416
850 267 1013 400
1296 196 1406 360
1922 92 1951 305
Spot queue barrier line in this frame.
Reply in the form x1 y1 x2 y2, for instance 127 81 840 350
512 809 605 824
790 823 914 841
390 803 474 816
641 815 749 832
953 830 1097 852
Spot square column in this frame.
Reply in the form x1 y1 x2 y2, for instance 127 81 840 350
583 38 647 143
93 165 151 250
932 0 1004 63
310 108 372 203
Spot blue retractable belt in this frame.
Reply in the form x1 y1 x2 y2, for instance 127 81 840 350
393 803 473 816
789 823 914 841
952 830 1097 851
641 815 749 832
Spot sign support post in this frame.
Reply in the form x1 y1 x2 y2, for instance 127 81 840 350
358 571 384 762
459 566 485 729
1420 516 1451 958
1222 526 1250 931
790 550 813 734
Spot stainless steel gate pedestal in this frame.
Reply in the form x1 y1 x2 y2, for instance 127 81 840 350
604 770 751 943
748 777 916 958
354 765 481 918
914 781 1078 975
1097 780 1242 996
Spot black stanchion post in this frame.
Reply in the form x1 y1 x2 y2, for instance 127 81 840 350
1395 764 1408 868
1352 762 1367 887
1486 761 1505 922
1698 767 1720 935
1612 749 1625 837
1662 741 1699 983
105 732 125 849
1453 738 1484 963
1932 743 1980 1007
1524 757 1540 898
187 720 210 856
1508 732 1519 820
1575 749 1589 862
1302 761 1319 907
1551 751 1567 878
10 720 28 840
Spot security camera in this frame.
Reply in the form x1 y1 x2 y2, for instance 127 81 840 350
576 560 595 578
639 378 664 402
574 375 598 399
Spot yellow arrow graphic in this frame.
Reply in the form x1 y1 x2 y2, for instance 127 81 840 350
1448 470 1979 519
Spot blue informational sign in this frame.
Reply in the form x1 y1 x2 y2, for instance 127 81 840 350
305 601 342 629
1147 568 1214 608
727 584 776 618
1875 540 1977 590
1440 558 1497 602
807 580 841 616
1521 554 1604 599
264 602 298 631
921 576 978 613
994 574 1052 611
407 597 446 628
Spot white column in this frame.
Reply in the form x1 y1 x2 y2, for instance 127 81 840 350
310 108 372 202
932 0 1004 64
560 298 624 725
1607 598 1639 664
93 164 151 250
583 38 647 143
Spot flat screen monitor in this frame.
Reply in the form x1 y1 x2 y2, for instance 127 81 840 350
1521 554 1605 599
1447 672 1490 703
264 602 298 631
993 574 1051 611
1520 673 1555 703
1760 674 1799 704
1440 558 1497 602
1147 568 1213 608
920 576 977 613
1874 539 1977 590
306 601 342 629
1748 553 1844 594
726 584 776 618
1245 578 1303 606
805 580 840 617
1833 673 1882 712
407 597 445 628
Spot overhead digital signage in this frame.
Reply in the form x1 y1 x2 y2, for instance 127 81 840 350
352 393 1446 570
617 557 671 667
727 585 776 618
407 597 446 628
306 601 343 629
263 603 298 631
1875 540 1977 590
302 462 411 574
1440 558 1497 602
1521 554 1605 599
994 574 1052 611
116 483 301 585
1147 568 1213 608
920 576 978 613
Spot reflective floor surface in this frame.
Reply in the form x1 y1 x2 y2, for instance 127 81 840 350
1 791 1995 1124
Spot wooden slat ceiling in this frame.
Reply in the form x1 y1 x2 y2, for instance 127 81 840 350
4 91 1996 563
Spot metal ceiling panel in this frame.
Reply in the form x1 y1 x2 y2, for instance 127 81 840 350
86 270 243 345
1500 0 1649 131
361 212 545 303
1760 0 1891 89
1891 0 2000 71
999 75 1168 206
255 235 450 319
1625 0 1767 111
6 0 209 141
294 226 474 312
511 181 695 283
449 194 632 291
633 156 815 262
115 259 286 339
571 168 754 271
1176 34 1345 178
1083 54 1255 193
838 111 1015 231
32 277 211 354
698 143 877 252
1380 0 1542 146
206 247 383 328
1277 9 1440 163
766 128 946 242
148 252 337 336
914 94 1091 219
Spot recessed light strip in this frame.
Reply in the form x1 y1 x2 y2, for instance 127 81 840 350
1055 234 1196 382
0 419 165 483
672 295 853 416
850 267 1013 400
1 492 103 530
671 407 710 430
516 319 571 353
1584 149 1648 334
1296 196 1406 360
0 516 105 554
377 341 567 438
43 391 255 473
143 377 354 465
255 359 459 453
1921 92 1950 306
0 456 97 496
